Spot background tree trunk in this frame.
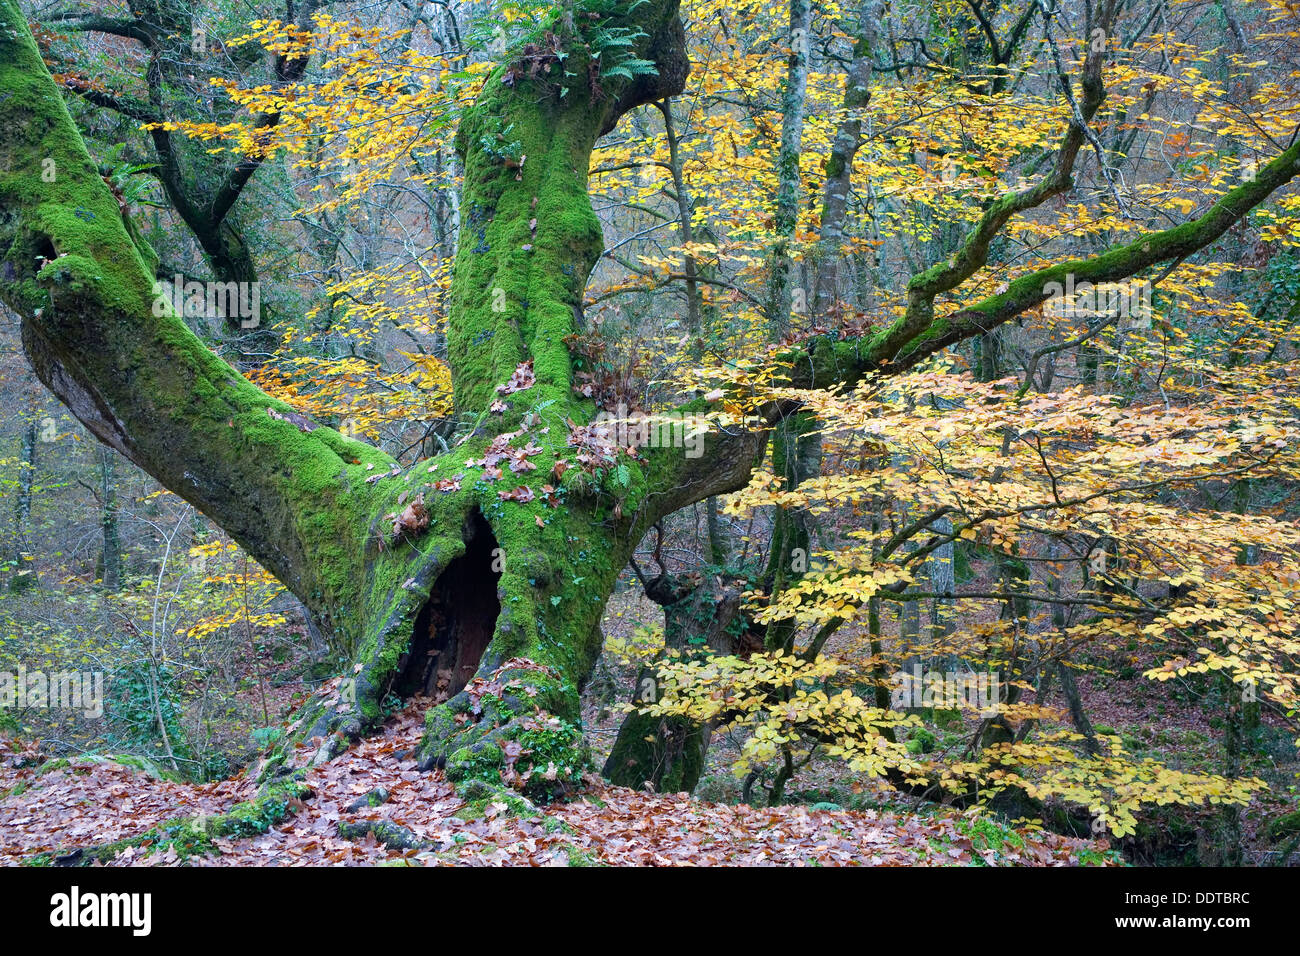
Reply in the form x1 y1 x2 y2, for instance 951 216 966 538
97 446 122 591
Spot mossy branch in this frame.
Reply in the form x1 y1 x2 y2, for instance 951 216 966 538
757 132 1300 391
0 0 392 640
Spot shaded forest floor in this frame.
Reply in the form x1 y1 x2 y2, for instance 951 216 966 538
0 701 1113 866
14 575 1299 866
4 576 1292 865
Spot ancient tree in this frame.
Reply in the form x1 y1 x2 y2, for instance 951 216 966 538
3 0 1298 792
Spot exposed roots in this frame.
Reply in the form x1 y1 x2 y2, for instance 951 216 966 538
28 778 313 866
417 658 592 801
337 819 439 853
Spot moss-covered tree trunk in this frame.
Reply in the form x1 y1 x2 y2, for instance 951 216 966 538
0 0 764 793
5 0 1298 799
604 570 756 793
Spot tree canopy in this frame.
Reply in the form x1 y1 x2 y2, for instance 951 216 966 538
2 0 1300 869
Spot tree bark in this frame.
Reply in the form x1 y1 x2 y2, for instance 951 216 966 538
9 407 37 589
811 0 876 319
46 0 324 337
764 0 813 336
0 0 763 790
97 446 122 590
4 0 1297 794
603 571 751 793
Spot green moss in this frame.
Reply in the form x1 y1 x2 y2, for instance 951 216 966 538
337 819 429 851
955 815 1026 853
20 779 311 865
440 707 591 801
564 846 602 866
444 9 649 413
507 716 591 793
452 779 537 818
604 705 708 793
446 742 506 785
1266 809 1300 840
0 0 411 674
1076 845 1127 866
2 0 690 797
906 728 938 755
96 753 185 782
3 780 29 799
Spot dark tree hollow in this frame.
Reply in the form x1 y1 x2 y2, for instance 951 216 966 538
397 510 502 701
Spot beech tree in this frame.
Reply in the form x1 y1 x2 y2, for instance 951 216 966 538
2 0 1299 799
44 0 330 341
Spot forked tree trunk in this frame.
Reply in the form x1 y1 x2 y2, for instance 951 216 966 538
604 570 757 793
0 0 763 793
4 0 1297 796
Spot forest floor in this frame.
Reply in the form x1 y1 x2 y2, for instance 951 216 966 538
584 582 1298 866
0 701 1113 866
7 576 1292 866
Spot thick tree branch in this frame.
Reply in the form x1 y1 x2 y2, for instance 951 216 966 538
891 8 1112 355
0 0 390 638
47 11 157 44
888 132 1300 372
